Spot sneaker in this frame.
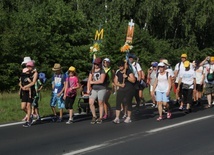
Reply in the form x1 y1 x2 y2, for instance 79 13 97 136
185 109 192 114
124 117 132 123
179 106 183 111
23 121 31 127
22 116 28 122
52 115 58 122
57 117 63 122
122 114 127 119
113 118 120 124
66 119 73 124
167 112 172 119
91 117 97 124
96 118 102 124
156 116 163 121
103 114 108 119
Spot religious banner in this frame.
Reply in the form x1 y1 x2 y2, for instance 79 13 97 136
126 19 135 43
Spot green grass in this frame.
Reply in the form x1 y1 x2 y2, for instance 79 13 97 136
0 88 175 124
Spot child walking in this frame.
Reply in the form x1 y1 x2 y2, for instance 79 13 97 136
63 66 80 124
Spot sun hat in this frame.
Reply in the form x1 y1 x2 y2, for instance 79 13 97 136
181 54 187 58
26 61 34 67
93 57 102 64
151 62 158 67
184 61 190 67
52 63 62 71
21 57 35 65
22 68 29 73
158 62 165 67
162 59 170 66
68 66 76 72
104 58 110 63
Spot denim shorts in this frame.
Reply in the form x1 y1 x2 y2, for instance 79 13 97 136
89 89 107 102
155 91 169 102
50 93 65 109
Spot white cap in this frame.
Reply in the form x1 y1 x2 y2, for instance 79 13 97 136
158 62 165 67
21 57 35 65
104 58 110 62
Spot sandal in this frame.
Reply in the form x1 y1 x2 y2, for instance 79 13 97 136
156 116 163 121
205 104 212 109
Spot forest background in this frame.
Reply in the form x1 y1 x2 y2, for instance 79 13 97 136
1 0 214 92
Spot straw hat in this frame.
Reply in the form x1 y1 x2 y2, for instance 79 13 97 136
52 63 62 71
162 59 171 66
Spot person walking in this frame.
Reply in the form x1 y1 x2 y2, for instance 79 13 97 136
152 62 172 121
113 60 136 124
87 57 107 124
177 61 196 113
50 63 66 122
200 56 214 107
63 66 80 124
102 58 114 119
20 61 38 127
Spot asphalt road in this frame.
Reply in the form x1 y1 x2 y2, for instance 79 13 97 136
1 103 214 155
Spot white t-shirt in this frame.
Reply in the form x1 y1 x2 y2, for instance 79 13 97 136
132 62 142 79
155 72 171 92
195 66 204 84
174 62 193 83
180 69 196 89
166 68 174 78
203 63 214 83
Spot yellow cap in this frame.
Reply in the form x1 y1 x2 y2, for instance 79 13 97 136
184 61 190 67
211 56 214 62
181 54 187 58
68 66 76 72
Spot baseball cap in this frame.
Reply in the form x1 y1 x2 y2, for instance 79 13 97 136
184 61 190 67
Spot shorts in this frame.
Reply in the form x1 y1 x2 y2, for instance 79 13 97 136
196 84 203 92
21 90 33 103
89 89 107 102
204 83 214 95
50 93 65 109
65 96 76 110
155 91 169 102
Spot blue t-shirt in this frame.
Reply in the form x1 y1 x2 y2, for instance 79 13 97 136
52 73 66 94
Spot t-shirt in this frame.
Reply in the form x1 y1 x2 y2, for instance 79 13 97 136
174 62 193 83
155 72 171 92
195 66 204 84
65 76 78 97
52 73 66 94
132 62 142 79
166 68 174 78
150 70 157 86
180 69 196 89
116 69 134 91
91 69 106 90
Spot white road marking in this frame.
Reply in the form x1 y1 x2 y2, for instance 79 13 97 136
0 122 23 127
147 115 214 133
63 144 106 155
63 115 214 155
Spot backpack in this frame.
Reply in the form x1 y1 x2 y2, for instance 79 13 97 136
207 65 214 82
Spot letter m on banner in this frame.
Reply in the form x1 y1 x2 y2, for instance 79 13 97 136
95 29 104 41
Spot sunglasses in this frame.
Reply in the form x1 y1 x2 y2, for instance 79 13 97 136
94 63 99 66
